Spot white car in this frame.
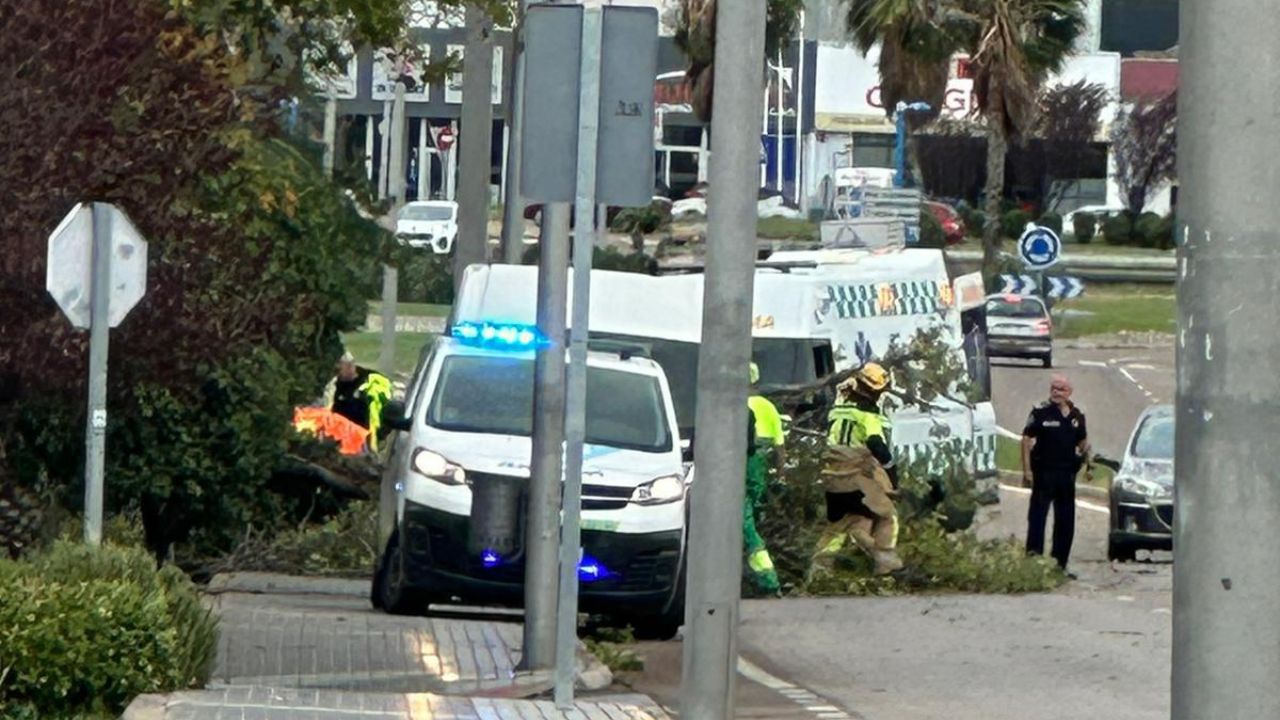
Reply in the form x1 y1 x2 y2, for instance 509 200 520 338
396 201 458 254
373 322 688 638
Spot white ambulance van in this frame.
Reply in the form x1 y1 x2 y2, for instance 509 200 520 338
757 247 999 495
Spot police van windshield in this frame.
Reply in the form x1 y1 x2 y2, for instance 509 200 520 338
427 355 672 453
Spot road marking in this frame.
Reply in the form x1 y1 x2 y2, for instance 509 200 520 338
1078 360 1109 368
737 656 856 720
1126 363 1157 370
1000 484 1109 515
1119 367 1138 384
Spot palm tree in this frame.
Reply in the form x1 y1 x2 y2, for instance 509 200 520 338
964 0 1084 280
675 0 804 122
842 0 1084 280
844 0 968 125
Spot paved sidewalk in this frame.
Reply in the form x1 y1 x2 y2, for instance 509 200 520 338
125 573 663 720
125 687 669 720
208 578 530 694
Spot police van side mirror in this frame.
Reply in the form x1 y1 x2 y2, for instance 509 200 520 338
382 400 412 432
681 437 694 463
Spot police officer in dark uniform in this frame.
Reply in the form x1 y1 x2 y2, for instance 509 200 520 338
1022 374 1091 572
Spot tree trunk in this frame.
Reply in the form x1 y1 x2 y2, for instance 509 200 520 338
982 129 1009 286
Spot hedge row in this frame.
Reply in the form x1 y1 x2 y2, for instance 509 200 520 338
0 542 217 717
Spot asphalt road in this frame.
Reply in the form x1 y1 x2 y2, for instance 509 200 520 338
731 485 1173 720
625 341 1179 719
990 343 1175 460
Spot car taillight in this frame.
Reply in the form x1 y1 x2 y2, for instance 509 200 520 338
1034 320 1052 335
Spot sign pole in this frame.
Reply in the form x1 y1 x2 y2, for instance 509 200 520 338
555 3 604 708
84 203 113 546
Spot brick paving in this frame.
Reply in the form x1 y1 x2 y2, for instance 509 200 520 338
210 587 524 694
123 574 669 720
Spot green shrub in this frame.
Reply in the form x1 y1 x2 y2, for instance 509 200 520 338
1135 212 1175 250
1037 211 1063 237
1071 211 1097 244
398 253 455 305
918 210 946 249
0 542 218 716
521 245 658 274
610 200 672 236
1102 212 1136 245
957 205 985 238
1001 209 1033 239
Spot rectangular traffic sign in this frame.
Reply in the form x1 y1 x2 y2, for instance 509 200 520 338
520 4 658 206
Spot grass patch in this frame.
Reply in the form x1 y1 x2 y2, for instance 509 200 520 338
997 435 1022 473
1051 288 1175 339
341 331 433 377
367 301 451 318
757 216 818 241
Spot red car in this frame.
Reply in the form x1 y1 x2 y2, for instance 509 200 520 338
925 201 966 246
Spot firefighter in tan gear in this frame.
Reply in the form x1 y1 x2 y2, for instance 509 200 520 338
813 362 904 576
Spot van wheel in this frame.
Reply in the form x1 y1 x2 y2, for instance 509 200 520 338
1042 353 1053 368
375 529 428 615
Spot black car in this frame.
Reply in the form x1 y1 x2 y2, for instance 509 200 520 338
1106 405 1174 562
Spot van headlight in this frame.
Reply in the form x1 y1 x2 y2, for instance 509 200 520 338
630 475 685 505
411 448 467 486
1116 475 1171 501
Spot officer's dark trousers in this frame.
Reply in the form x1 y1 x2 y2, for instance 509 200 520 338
1026 467 1076 568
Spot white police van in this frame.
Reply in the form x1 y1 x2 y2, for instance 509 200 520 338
373 317 688 638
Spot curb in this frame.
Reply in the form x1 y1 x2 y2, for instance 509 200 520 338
206 572 368 597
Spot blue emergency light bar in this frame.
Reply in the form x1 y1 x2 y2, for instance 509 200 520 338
451 321 548 350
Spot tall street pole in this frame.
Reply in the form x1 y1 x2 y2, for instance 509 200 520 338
1173 1 1280 718
522 204 569 672
455 3 496 292
555 3 603 708
499 0 531 264
680 2 767 718
380 80 408 377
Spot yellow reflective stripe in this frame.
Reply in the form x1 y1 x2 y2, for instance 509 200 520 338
818 534 846 555
748 549 775 572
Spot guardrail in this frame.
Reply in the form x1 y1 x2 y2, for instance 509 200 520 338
945 250 1177 284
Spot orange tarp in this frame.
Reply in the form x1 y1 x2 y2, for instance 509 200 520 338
293 407 369 455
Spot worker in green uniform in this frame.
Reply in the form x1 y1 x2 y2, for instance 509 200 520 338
744 362 783 595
